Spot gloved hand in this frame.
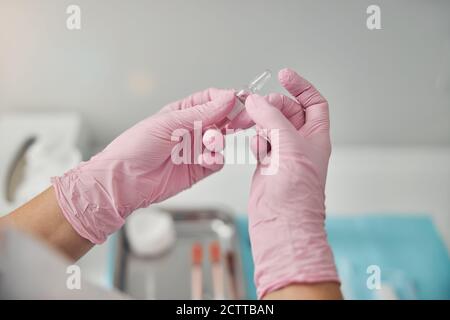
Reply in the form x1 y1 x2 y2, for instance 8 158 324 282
246 68 340 299
52 88 236 244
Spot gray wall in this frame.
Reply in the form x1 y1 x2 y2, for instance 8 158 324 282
1 0 449 147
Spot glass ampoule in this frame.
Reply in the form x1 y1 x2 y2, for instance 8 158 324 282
213 69 272 130
202 70 272 152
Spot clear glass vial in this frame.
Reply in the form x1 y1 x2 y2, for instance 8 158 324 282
214 69 272 130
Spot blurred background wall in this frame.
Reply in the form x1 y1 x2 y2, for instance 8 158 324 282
0 0 449 292
1 0 449 147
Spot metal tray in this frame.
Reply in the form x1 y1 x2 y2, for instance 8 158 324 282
112 207 245 299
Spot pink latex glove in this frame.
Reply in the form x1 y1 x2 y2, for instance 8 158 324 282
51 88 236 244
246 68 340 299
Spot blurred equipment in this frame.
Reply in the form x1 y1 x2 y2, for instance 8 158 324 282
0 226 125 299
225 249 239 299
0 113 88 215
125 207 176 257
235 214 450 300
327 215 450 300
191 242 203 300
113 207 245 299
209 241 225 300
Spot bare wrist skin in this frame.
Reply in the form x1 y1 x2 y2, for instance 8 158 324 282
0 187 93 260
263 282 343 300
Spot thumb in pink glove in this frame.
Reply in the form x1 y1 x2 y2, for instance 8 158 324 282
52 88 235 244
245 68 339 299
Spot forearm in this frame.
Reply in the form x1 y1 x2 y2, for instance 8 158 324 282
263 282 343 300
0 187 93 260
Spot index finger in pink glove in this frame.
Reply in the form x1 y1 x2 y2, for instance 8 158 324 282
159 87 229 114
278 68 329 131
157 91 236 133
246 95 297 163
226 92 303 131
249 93 305 161
245 95 297 132
265 93 305 130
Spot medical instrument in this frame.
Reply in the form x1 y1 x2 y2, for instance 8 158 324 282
209 241 225 300
191 242 203 300
202 70 272 151
213 69 272 130
125 208 176 257
226 250 239 299
114 208 245 299
0 113 87 217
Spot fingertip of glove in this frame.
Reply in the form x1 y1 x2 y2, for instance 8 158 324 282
214 89 236 109
278 68 298 86
278 68 312 99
